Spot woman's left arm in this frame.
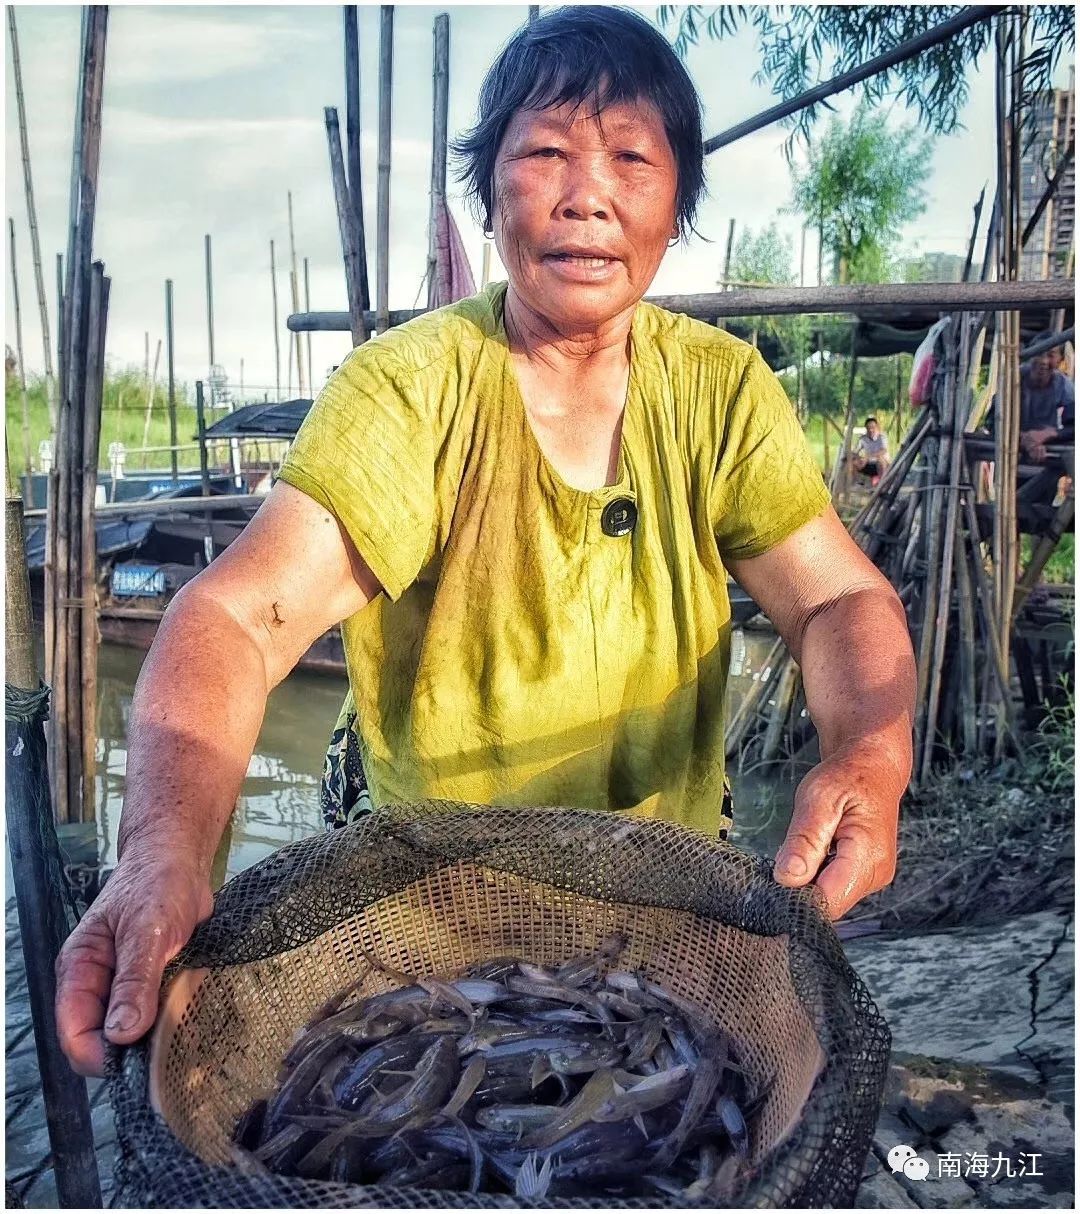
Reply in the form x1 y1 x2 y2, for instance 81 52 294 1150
726 508 916 920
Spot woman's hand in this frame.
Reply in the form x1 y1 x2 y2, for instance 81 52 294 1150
772 744 900 920
55 854 213 1077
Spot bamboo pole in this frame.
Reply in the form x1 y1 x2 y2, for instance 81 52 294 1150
829 332 860 497
325 108 367 347
52 5 108 825
304 257 313 395
166 278 178 483
9 219 33 483
343 4 370 311
481 243 492 288
287 192 306 397
761 661 800 761
426 13 450 311
270 240 281 398
703 6 999 155
376 6 394 335
144 330 149 384
139 340 162 468
6 497 103 1209
8 9 57 432
80 263 108 824
204 233 216 405
288 277 1074 333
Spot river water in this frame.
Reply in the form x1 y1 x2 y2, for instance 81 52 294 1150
81 633 799 884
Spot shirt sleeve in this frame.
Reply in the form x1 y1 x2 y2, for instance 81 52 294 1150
711 348 832 562
276 345 435 601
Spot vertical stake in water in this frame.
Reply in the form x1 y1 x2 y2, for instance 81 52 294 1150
376 6 394 335
426 13 449 310
6 496 102 1208
165 278 178 484
204 233 216 408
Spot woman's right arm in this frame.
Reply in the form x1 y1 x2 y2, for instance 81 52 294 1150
55 481 382 1075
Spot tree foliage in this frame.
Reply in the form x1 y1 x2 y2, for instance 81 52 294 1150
656 5 1076 152
789 107 933 284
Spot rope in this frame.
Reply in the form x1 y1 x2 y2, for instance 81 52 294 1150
5 681 50 725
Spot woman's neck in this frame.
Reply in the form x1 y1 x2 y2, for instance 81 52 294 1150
503 286 634 381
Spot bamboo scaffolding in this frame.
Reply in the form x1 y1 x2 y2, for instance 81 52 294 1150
8 9 57 431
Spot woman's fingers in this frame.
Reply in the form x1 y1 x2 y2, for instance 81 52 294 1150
773 754 900 920
55 914 116 1077
55 863 213 1076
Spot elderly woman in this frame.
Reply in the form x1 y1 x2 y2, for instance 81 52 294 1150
57 5 915 1076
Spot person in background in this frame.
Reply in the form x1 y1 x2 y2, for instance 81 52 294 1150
850 417 891 485
1020 338 1074 463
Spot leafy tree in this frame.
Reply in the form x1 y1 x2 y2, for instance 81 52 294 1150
657 5 1075 152
729 223 796 288
789 107 933 284
899 250 967 283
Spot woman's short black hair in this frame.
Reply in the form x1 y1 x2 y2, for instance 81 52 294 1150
451 6 705 239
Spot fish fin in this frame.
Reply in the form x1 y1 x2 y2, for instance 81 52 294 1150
634 1113 648 1138
530 1054 552 1089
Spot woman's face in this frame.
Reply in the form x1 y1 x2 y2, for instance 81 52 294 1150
491 96 679 333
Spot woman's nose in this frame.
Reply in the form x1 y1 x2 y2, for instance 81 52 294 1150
558 160 612 221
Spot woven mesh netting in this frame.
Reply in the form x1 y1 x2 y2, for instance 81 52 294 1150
107 801 890 1208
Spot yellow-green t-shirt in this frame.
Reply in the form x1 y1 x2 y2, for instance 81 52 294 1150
277 281 830 835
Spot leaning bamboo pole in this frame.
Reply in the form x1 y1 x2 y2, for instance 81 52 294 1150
304 257 314 393
325 107 367 347
8 8 57 432
343 4 370 312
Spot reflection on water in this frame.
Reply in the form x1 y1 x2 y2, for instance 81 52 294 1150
88 629 799 881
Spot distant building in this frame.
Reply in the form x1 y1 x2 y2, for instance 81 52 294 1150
1020 69 1075 281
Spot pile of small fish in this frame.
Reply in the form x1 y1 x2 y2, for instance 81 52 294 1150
228 935 765 1201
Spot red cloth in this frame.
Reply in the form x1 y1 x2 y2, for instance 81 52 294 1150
431 196 477 307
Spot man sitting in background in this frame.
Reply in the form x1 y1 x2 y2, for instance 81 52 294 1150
1020 339 1074 463
1017 337 1074 512
850 417 890 485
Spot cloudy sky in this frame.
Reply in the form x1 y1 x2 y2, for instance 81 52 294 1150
4 4 1064 398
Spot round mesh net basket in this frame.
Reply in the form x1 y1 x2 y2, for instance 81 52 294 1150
107 801 890 1208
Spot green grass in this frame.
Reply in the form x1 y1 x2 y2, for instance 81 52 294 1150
1022 533 1074 584
5 367 273 476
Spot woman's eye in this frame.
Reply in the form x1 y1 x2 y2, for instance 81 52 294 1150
618 151 646 163
532 147 562 158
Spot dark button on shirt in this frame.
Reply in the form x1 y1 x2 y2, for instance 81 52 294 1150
601 497 638 537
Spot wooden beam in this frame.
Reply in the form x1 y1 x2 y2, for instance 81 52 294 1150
288 277 1075 333
324 108 367 347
